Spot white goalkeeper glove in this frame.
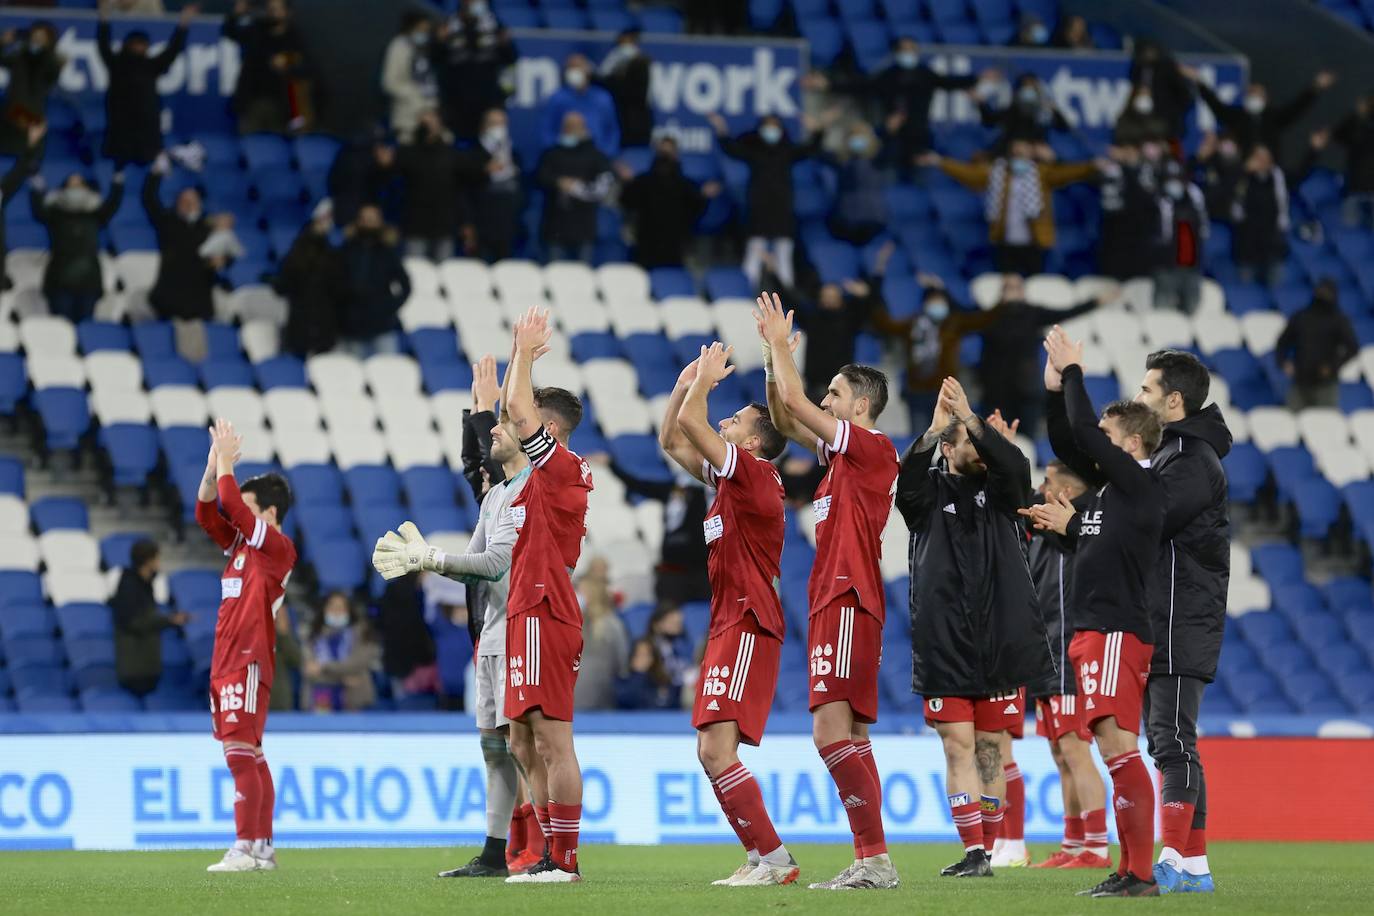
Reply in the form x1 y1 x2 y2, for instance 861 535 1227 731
371 521 445 580
761 338 774 383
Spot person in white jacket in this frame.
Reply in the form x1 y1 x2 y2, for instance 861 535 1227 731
381 12 439 143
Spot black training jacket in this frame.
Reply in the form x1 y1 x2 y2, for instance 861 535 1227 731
1147 406 1232 682
1026 493 1091 699
896 423 1056 697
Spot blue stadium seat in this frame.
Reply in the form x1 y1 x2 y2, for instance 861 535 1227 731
1294 613 1352 655
799 17 845 68
609 433 674 485
314 538 367 591
704 267 753 300
1222 442 1267 503
1285 671 1349 714
623 333 677 394
649 267 695 299
143 356 199 388
0 456 22 497
66 637 118 691
99 532 146 570
200 358 255 390
297 504 356 550
16 693 79 713
289 464 345 507
1225 669 1294 713
0 352 25 413
0 604 55 641
77 320 133 354
353 502 407 544
570 332 622 363
412 501 474 536
0 572 42 609
33 387 91 451
1248 543 1305 588
637 7 683 31
168 569 223 613
1291 477 1343 538
420 360 475 393
346 465 403 507
80 688 143 713
402 466 459 509
1236 610 1295 650
809 240 861 283
4 635 65 671
408 328 462 364
295 135 341 172
160 425 210 467
1265 445 1317 503
56 603 114 640
1259 641 1318 679
1337 670 1374 710
143 685 204 711
241 133 292 172
255 354 308 389
132 321 177 359
100 423 160 486
589 8 636 31
1323 576 1370 612
30 495 89 532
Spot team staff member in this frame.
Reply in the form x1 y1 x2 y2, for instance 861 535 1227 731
1133 350 1232 894
897 380 1054 879
1022 326 1164 899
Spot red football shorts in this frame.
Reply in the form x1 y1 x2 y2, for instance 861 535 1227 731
209 662 270 745
505 607 583 723
923 687 1026 733
1035 693 1093 742
692 615 781 747
808 591 882 724
1068 630 1153 736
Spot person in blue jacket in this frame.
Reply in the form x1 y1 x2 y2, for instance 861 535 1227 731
541 53 620 156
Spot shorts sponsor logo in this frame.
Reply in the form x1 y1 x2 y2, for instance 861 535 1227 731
701 665 731 697
509 655 525 688
809 643 833 677
218 681 246 711
813 495 832 522
221 577 242 599
703 515 724 544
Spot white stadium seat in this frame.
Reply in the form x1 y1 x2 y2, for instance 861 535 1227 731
438 258 494 300
533 355 586 395
364 354 423 399
403 257 443 300
91 388 152 425
1192 311 1243 355
150 386 208 427
264 388 322 431
1247 406 1300 451
0 534 39 571
659 296 715 339
551 297 611 335
274 425 333 467
0 496 29 534
27 355 86 389
46 570 111 605
387 428 445 471
1240 311 1286 355
20 316 77 355
596 263 650 306
1196 278 1226 315
376 399 433 434
0 320 16 352
1226 575 1270 616
320 393 379 431
226 285 288 326
38 530 100 573
1296 407 1351 456
84 351 143 392
239 320 281 364
307 353 367 397
545 261 600 308
1349 410 1374 463
330 426 388 470
606 296 663 336
206 387 267 431
710 299 763 370
1142 310 1194 350
491 259 546 307
1024 274 1076 309
1316 446 1370 488
969 273 1002 310
235 424 276 463
398 293 452 331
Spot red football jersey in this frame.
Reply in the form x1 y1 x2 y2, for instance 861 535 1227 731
809 419 899 621
195 476 296 685
702 443 786 640
509 430 593 628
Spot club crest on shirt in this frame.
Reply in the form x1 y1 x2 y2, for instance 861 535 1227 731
579 460 592 482
233 552 246 571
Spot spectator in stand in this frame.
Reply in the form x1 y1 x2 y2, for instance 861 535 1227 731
376 573 438 702
111 540 188 698
1154 158 1209 313
979 274 1113 438
537 111 614 263
827 121 893 246
619 136 719 269
1187 67 1336 157
381 11 439 145
98 4 194 167
275 199 346 356
1012 12 1051 47
397 110 461 261
648 603 694 694
1276 279 1359 409
303 592 378 712
1128 40 1195 143
223 0 310 134
1054 14 1095 50
1230 143 1289 287
0 123 43 291
30 170 125 322
270 607 302 711
598 30 653 148
981 74 1069 147
458 107 522 262
655 478 710 605
573 558 630 711
144 154 218 328
109 0 165 11
708 110 824 290
1331 94 1374 229
0 22 61 156
541 53 620 156
919 140 1104 276
684 0 747 34
436 0 515 142
327 131 398 226
1113 86 1171 147
1097 141 1163 281
801 276 880 402
338 204 410 356
1195 130 1245 223
616 638 680 710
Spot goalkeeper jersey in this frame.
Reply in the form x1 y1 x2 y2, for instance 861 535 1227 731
466 466 530 658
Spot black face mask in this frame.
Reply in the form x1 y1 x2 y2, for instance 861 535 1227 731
652 155 679 173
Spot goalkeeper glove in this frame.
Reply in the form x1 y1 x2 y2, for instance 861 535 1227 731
371 521 445 580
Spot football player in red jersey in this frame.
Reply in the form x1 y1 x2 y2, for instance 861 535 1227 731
659 342 797 887
196 419 296 873
755 292 901 891
500 307 594 885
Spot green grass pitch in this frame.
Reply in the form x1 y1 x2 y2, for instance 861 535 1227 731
6 843 1371 915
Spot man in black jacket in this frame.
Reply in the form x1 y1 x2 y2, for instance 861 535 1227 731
223 0 309 134
436 0 516 142
1333 94 1374 229
112 540 189 697
338 204 411 356
144 155 217 322
1132 349 1231 894
537 111 614 263
1022 327 1163 898
619 137 718 269
896 377 1053 879
598 30 652 148
397 111 462 262
1189 68 1335 158
1275 280 1359 409
98 4 192 167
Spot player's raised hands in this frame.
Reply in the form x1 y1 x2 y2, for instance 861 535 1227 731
1017 489 1077 535
208 418 242 466
1044 325 1084 374
472 353 501 413
986 408 1020 439
513 306 552 360
696 341 737 386
941 376 973 420
753 290 795 346
675 355 700 390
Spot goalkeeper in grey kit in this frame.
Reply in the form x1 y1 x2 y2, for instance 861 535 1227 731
372 354 546 877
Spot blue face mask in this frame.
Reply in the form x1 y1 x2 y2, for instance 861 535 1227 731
895 50 918 69
559 133 579 148
847 135 870 154
1017 86 1039 105
1030 24 1048 44
760 124 782 144
411 31 429 47
926 299 950 321
1010 158 1034 175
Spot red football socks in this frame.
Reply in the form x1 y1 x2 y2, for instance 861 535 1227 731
548 802 581 872
853 740 881 858
525 804 545 852
1082 807 1109 855
1184 826 1207 858
709 773 754 853
950 796 984 852
1107 751 1156 881
980 795 1004 850
534 804 551 840
224 747 260 842
715 762 782 858
819 740 887 857
1063 813 1085 853
509 803 529 855
1160 799 1196 857
254 753 274 843
1003 763 1025 841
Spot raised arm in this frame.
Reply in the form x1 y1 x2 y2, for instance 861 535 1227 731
1043 342 1102 487
659 357 708 483
895 385 953 530
142 165 169 223
505 306 552 444
677 342 737 479
461 354 501 500
153 21 191 74
194 436 238 550
760 328 811 450
755 290 839 447
944 379 1031 513
207 418 267 544
96 174 126 226
96 18 115 67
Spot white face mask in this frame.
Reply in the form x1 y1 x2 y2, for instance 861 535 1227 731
760 124 783 144
1165 179 1185 198
565 67 588 89
324 612 349 629
1133 95 1154 115
482 125 507 144
895 50 918 69
926 299 950 321
1244 94 1265 115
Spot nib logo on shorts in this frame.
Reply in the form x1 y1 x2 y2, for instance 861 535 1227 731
842 794 867 809
706 699 720 711
814 680 828 693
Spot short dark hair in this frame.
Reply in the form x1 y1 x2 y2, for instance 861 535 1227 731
534 387 583 436
241 472 293 524
401 11 430 30
838 364 889 421
938 417 965 447
746 402 786 461
130 539 159 569
1145 349 1210 416
1102 400 1163 455
1046 459 1085 485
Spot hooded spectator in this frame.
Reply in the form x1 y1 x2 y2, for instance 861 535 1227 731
619 136 717 269
537 111 614 262
436 0 515 141
827 122 893 246
1230 144 1289 287
1097 141 1165 280
1332 94 1374 230
144 154 217 322
275 200 346 356
1128 40 1195 142
458 107 522 261
303 592 379 712
339 204 411 356
980 74 1069 147
382 11 439 144
327 132 398 226
541 53 620 156
111 540 189 697
598 30 653 148
223 0 310 134
1191 68 1336 157
0 21 61 155
397 110 461 261
1195 130 1245 223
1276 279 1359 409
1154 158 1209 313
31 171 125 322
1054 14 1095 50
98 5 192 167
573 558 630 711
0 123 43 291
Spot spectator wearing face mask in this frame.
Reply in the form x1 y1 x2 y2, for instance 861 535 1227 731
1127 40 1195 143
1276 278 1359 409
144 154 219 323
1194 130 1245 223
302 592 379 712
1097 141 1166 281
1230 144 1289 287
396 110 462 262
98 4 194 168
707 110 825 291
0 22 61 155
919 139 1105 277
339 204 411 357
800 275 881 402
542 53 620 156
616 638 680 710
598 30 653 148
382 12 439 144
537 111 615 262
458 108 522 261
619 136 720 269
275 200 346 356
1054 14 1095 50
328 132 399 227
1329 94 1374 230
1153 160 1209 313
1187 68 1336 157
435 0 515 142
30 170 124 323
1012 13 1051 48
573 558 630 711
826 122 895 246
223 0 311 134
980 74 1070 147
1114 86 1171 147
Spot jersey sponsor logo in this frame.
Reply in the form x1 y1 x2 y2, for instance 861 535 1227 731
928 698 944 712
701 664 731 697
221 577 243 599
1080 508 1104 536
703 515 724 544
233 552 246 571
812 494 832 522
809 643 834 677
509 506 527 529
